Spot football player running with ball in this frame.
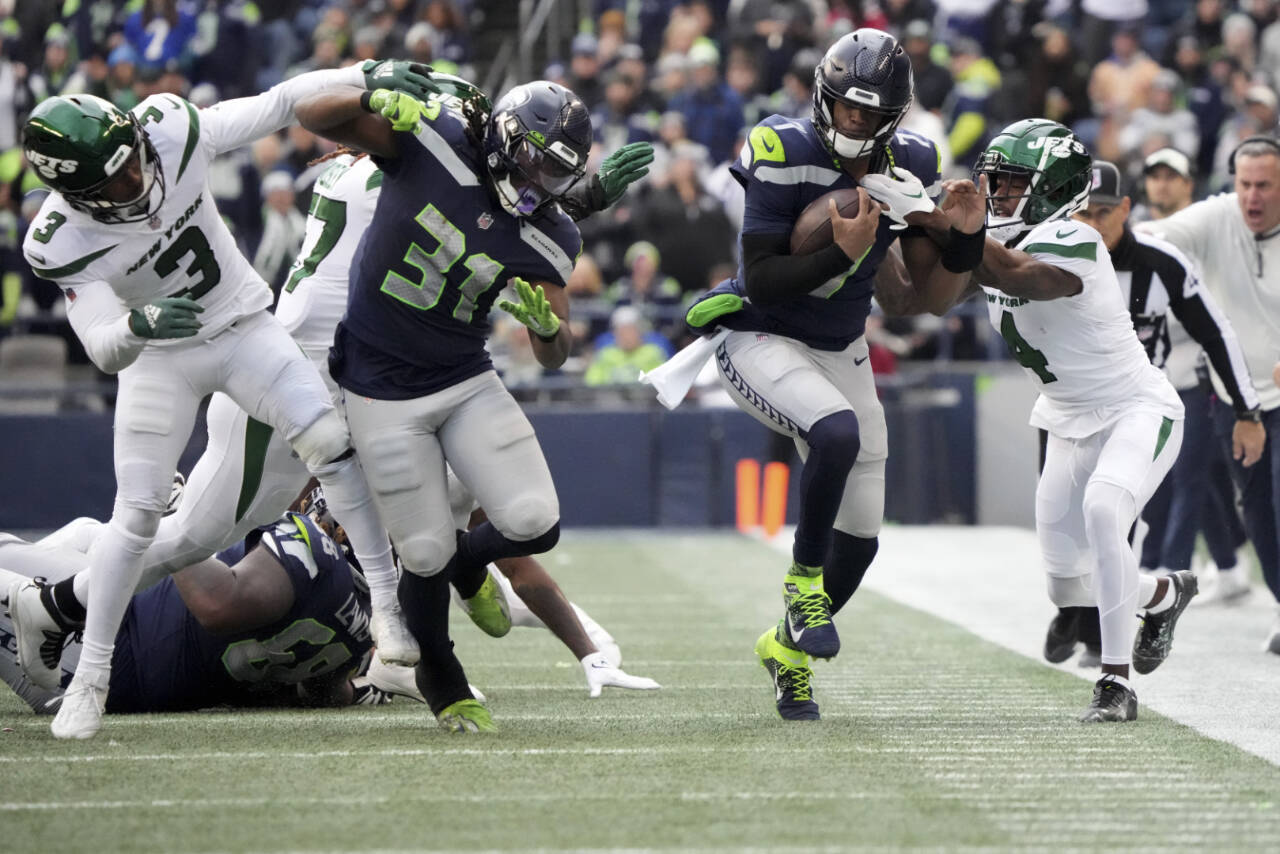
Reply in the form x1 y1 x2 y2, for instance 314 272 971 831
682 29 986 720
966 120 1196 722
18 61 437 739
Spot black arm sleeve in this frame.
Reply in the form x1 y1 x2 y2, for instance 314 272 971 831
741 231 853 306
1168 290 1258 414
559 176 607 222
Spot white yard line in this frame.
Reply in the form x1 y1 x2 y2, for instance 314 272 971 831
763 525 1280 766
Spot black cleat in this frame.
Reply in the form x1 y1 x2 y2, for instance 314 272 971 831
1080 674 1138 723
1133 570 1198 675
1043 607 1081 663
755 626 820 721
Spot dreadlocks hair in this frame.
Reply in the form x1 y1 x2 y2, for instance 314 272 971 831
308 144 369 167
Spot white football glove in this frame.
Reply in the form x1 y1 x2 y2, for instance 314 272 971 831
581 652 661 698
859 166 936 231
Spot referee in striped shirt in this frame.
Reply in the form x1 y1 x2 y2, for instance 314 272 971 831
1042 161 1264 665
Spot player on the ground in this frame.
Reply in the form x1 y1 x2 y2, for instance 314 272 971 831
9 121 658 715
678 29 985 720
288 77 646 729
964 120 1198 722
0 509 385 717
16 62 446 739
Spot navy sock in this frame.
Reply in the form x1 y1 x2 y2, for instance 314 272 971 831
826 532 879 615
793 411 860 568
450 521 561 598
398 569 470 715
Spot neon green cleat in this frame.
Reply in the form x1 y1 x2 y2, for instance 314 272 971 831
461 572 512 638
755 623 819 721
437 698 497 733
782 562 839 659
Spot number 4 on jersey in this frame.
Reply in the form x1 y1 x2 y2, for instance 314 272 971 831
1000 310 1057 383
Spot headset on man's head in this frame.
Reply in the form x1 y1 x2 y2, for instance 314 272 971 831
1228 135 1280 174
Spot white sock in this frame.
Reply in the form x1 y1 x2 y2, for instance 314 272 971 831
1146 579 1176 614
77 520 153 675
312 456 398 606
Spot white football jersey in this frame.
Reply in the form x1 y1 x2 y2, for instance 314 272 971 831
275 154 382 363
980 219 1183 437
22 94 273 341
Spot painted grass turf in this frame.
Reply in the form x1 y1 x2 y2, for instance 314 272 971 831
2 531 1279 852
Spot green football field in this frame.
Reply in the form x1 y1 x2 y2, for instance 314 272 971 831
3 531 1280 853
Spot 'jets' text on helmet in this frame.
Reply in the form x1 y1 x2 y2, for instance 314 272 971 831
22 94 165 224
812 28 914 162
973 118 1092 242
484 81 591 217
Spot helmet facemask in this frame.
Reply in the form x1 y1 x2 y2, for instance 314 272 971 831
813 83 909 161
65 122 166 225
487 117 586 217
973 145 1091 243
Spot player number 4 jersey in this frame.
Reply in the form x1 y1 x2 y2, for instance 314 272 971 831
980 220 1183 437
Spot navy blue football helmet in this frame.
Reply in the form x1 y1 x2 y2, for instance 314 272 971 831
484 81 591 216
812 29 914 161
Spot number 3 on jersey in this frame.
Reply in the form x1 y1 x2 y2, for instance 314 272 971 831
381 204 503 323
1000 311 1057 383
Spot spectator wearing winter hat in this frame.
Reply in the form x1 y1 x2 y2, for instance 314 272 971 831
667 39 744 164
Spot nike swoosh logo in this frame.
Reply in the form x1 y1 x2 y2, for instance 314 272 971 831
590 661 612 669
902 190 922 198
788 613 806 641
1056 228 1076 239
854 355 869 366
761 138 777 153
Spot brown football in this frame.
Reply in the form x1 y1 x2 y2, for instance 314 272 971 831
789 188 865 255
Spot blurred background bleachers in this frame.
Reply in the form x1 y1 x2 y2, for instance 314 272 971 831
0 0 1274 528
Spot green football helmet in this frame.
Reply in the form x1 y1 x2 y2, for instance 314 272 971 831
972 118 1092 241
22 94 165 223
428 71 493 140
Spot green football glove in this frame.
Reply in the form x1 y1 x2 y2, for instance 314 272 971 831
596 141 655 205
368 89 426 132
128 297 204 339
361 59 440 103
497 278 560 340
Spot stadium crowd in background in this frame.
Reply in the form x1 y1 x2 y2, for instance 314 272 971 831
1 0 1279 385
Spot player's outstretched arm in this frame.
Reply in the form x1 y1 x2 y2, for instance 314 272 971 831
296 87 401 159
895 177 988 315
560 142 655 221
975 239 1083 301
874 243 980 316
498 277 572 368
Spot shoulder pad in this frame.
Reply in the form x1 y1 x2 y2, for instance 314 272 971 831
21 199 117 281
1020 220 1100 262
888 130 942 196
733 116 841 189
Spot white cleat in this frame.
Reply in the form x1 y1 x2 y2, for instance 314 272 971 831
581 651 660 698
366 656 426 703
573 604 622 667
371 599 419 667
1195 567 1252 607
51 670 108 740
6 574 75 690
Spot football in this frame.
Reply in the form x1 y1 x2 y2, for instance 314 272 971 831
789 188 865 255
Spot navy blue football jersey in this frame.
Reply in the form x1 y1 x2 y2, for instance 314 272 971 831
106 514 373 713
712 115 941 350
332 103 583 400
